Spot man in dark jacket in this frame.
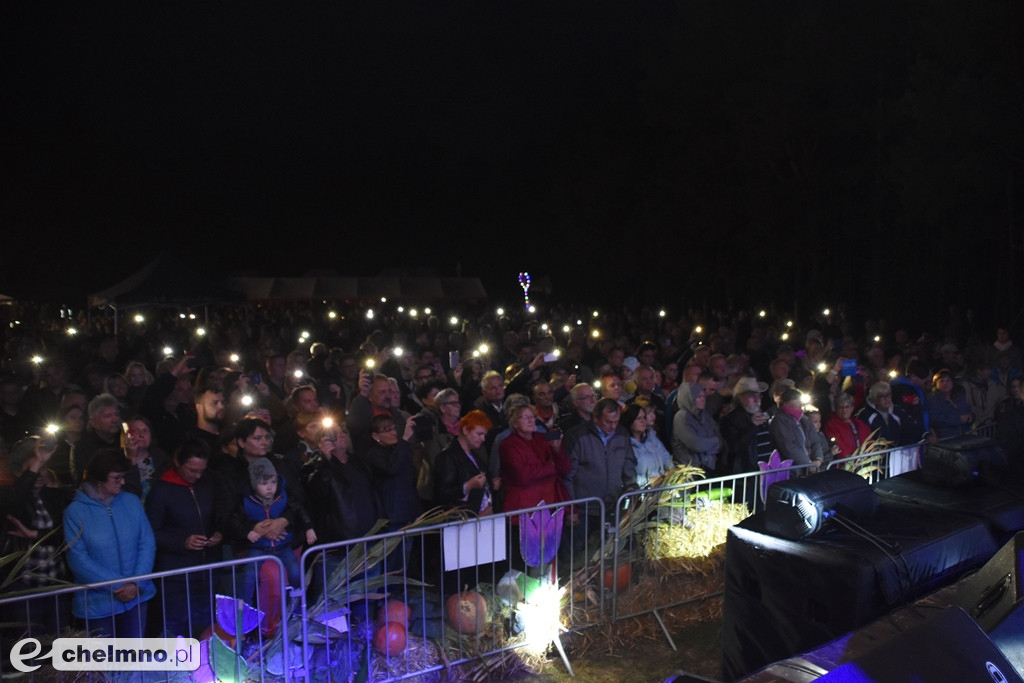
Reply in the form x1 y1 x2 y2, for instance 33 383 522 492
302 425 382 602
303 430 380 545
721 377 775 473
564 398 637 514
145 439 222 637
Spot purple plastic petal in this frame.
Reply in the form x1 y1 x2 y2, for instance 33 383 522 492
191 663 216 683
189 638 215 683
758 450 794 501
215 594 265 636
518 505 565 567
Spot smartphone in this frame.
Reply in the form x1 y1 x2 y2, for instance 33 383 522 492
841 359 857 378
412 414 434 441
544 429 562 441
449 350 460 369
40 429 59 451
543 352 559 363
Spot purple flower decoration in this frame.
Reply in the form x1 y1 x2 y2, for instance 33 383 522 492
758 450 794 503
215 594 265 636
190 639 215 683
518 504 565 568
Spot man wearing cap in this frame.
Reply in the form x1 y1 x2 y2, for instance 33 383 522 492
721 377 775 473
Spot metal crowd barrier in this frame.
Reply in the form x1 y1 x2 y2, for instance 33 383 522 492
3 423 1008 681
297 497 605 682
825 421 999 484
826 442 924 483
0 555 290 682
608 463 819 646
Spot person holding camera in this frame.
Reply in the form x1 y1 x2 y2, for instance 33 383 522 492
1 436 74 637
360 413 421 530
433 410 495 514
346 373 408 456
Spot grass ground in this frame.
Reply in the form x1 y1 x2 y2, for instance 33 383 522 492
509 596 724 682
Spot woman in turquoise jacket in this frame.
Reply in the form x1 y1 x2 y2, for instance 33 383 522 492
64 449 156 637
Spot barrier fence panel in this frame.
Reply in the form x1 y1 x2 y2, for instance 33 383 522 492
825 421 999 485
608 459 853 642
826 442 925 483
0 555 290 682
971 421 997 440
298 498 604 682
609 470 757 632
14 425 1007 683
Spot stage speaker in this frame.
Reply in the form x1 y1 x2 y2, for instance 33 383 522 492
765 469 877 540
922 434 1007 488
955 531 1024 632
990 601 1024 677
816 606 1023 683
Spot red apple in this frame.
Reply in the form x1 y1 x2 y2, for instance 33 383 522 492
372 621 407 656
375 600 412 628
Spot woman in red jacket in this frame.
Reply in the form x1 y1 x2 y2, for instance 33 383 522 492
499 402 571 572
499 404 570 514
824 393 873 458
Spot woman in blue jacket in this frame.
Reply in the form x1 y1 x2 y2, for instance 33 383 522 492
64 449 156 637
623 404 672 488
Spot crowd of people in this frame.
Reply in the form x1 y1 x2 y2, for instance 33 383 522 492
0 298 1022 641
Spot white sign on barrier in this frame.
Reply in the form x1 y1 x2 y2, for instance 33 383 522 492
443 517 507 571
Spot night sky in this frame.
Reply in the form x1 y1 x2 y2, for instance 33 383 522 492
3 2 1022 332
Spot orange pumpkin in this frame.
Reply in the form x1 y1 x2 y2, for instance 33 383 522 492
373 621 407 656
445 590 488 634
375 600 412 628
602 562 632 592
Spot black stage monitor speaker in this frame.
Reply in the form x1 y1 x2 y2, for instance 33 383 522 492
765 469 877 540
816 606 1023 683
955 531 1024 632
922 434 1007 488
990 601 1024 678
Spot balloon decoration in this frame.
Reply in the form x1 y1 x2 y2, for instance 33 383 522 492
518 272 531 309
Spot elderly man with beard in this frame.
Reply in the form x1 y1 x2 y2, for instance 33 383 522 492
721 377 775 473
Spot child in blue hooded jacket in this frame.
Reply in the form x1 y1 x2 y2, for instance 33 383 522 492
239 457 302 604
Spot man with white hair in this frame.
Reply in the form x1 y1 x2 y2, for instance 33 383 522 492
857 381 918 446
71 393 122 483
